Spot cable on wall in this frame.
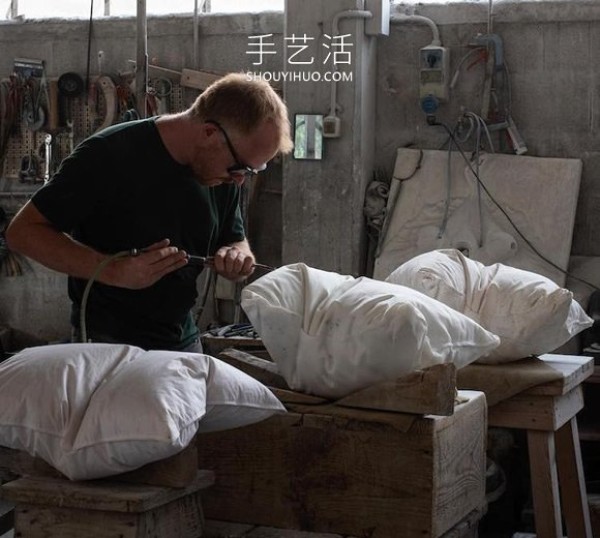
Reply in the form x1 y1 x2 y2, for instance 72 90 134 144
430 119 599 292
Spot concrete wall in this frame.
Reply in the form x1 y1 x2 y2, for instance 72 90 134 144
378 0 600 256
0 13 284 77
2 1 600 336
0 12 285 338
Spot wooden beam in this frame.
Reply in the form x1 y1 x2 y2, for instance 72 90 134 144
335 363 457 416
217 348 290 390
0 442 200 489
270 387 328 406
180 68 223 91
148 64 182 83
1 471 214 513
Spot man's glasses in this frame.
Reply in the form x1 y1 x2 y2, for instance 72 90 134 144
206 120 267 181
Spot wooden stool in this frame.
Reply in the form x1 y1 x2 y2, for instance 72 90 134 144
487 355 594 538
0 470 214 538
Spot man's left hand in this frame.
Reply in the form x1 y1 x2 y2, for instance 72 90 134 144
212 245 255 281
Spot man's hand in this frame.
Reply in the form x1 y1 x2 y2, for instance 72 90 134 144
104 239 188 289
212 244 255 281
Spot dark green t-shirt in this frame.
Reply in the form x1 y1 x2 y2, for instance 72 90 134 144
32 118 245 350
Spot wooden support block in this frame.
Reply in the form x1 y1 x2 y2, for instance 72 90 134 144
116 441 199 488
197 391 486 538
527 355 595 396
218 348 290 390
0 442 199 488
1 472 214 538
269 387 328 405
1 471 214 512
488 385 584 431
335 363 456 416
0 445 62 480
219 350 456 416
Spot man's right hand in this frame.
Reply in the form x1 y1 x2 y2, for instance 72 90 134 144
104 239 188 289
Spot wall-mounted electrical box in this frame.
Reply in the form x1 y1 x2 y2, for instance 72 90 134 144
365 0 390 36
419 45 450 101
323 115 341 138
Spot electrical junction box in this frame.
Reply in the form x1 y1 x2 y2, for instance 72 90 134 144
322 115 341 138
419 45 450 101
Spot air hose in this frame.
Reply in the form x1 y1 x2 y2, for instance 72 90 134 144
79 249 134 343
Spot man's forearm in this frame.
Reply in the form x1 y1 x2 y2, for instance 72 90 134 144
6 202 188 289
6 204 107 280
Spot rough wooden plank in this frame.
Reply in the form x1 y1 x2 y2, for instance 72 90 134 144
526 355 594 395
285 402 417 433
0 471 214 513
0 442 199 489
148 64 182 82
458 357 564 406
270 387 328 405
555 418 593 538
0 445 63 480
116 441 199 488
197 392 486 538
180 68 223 90
218 348 290 390
12 490 205 538
527 430 563 538
14 504 140 538
335 363 456 416
218 349 456 415
431 392 487 536
488 386 584 431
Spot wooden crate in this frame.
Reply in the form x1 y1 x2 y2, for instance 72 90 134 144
0 471 214 538
197 390 486 538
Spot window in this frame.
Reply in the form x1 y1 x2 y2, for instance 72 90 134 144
1 0 283 20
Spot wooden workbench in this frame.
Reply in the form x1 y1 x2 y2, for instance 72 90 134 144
459 354 594 538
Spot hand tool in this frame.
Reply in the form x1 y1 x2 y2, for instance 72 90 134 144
128 249 275 273
186 254 275 273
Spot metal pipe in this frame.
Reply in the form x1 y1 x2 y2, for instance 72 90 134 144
391 14 441 46
193 0 199 69
10 0 18 19
136 0 148 118
104 0 110 17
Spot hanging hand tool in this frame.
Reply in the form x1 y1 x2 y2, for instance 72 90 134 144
93 76 117 133
57 72 84 127
43 133 52 183
66 119 74 154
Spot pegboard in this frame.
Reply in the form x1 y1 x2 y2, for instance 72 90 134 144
1 77 188 183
